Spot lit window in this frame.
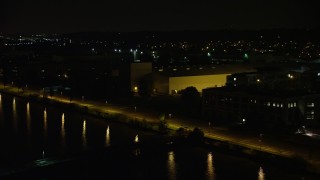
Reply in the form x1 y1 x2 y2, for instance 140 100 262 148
306 102 315 107
308 110 315 115
294 102 297 107
234 77 237 81
280 104 283 108
306 115 314 120
267 102 270 106
273 103 276 107
276 103 279 107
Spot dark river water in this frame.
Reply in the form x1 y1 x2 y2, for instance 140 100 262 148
0 93 317 179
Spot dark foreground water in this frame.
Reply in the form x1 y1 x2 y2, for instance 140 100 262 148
0 93 317 179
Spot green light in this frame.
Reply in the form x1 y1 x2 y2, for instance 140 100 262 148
244 53 249 59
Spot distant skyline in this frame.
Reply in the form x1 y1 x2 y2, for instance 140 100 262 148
1 0 318 34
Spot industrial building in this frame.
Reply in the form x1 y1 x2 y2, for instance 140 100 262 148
202 65 320 129
148 64 256 95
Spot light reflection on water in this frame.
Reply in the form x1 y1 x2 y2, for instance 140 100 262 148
0 94 315 180
61 113 66 149
12 97 17 131
168 151 176 180
0 94 2 113
82 120 87 149
133 134 140 156
258 166 265 180
26 102 31 134
26 102 32 146
0 94 3 125
43 108 47 137
105 125 110 147
207 152 216 180
134 134 139 143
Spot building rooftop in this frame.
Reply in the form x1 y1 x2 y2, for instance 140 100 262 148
153 64 257 77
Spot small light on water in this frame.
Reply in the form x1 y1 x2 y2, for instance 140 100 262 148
26 102 31 133
44 108 47 136
82 120 87 148
207 152 215 180
167 151 176 180
83 120 86 129
258 166 265 180
61 115 65 127
134 134 139 143
105 125 110 147
61 113 66 148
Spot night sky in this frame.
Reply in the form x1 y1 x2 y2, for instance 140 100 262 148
1 0 318 34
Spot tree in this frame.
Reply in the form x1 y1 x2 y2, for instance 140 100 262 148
180 86 201 116
158 113 168 133
187 127 205 145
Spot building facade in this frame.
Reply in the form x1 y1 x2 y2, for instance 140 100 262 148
202 87 320 129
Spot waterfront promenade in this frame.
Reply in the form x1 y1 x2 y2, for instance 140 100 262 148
1 84 320 173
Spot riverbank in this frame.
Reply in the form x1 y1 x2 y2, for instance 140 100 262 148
1 85 320 176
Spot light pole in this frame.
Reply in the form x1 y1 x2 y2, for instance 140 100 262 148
259 133 263 151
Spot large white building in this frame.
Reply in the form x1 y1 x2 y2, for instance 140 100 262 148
150 64 257 95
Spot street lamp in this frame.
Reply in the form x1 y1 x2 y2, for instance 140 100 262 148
259 133 263 150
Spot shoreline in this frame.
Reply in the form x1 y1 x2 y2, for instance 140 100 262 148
1 86 320 176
